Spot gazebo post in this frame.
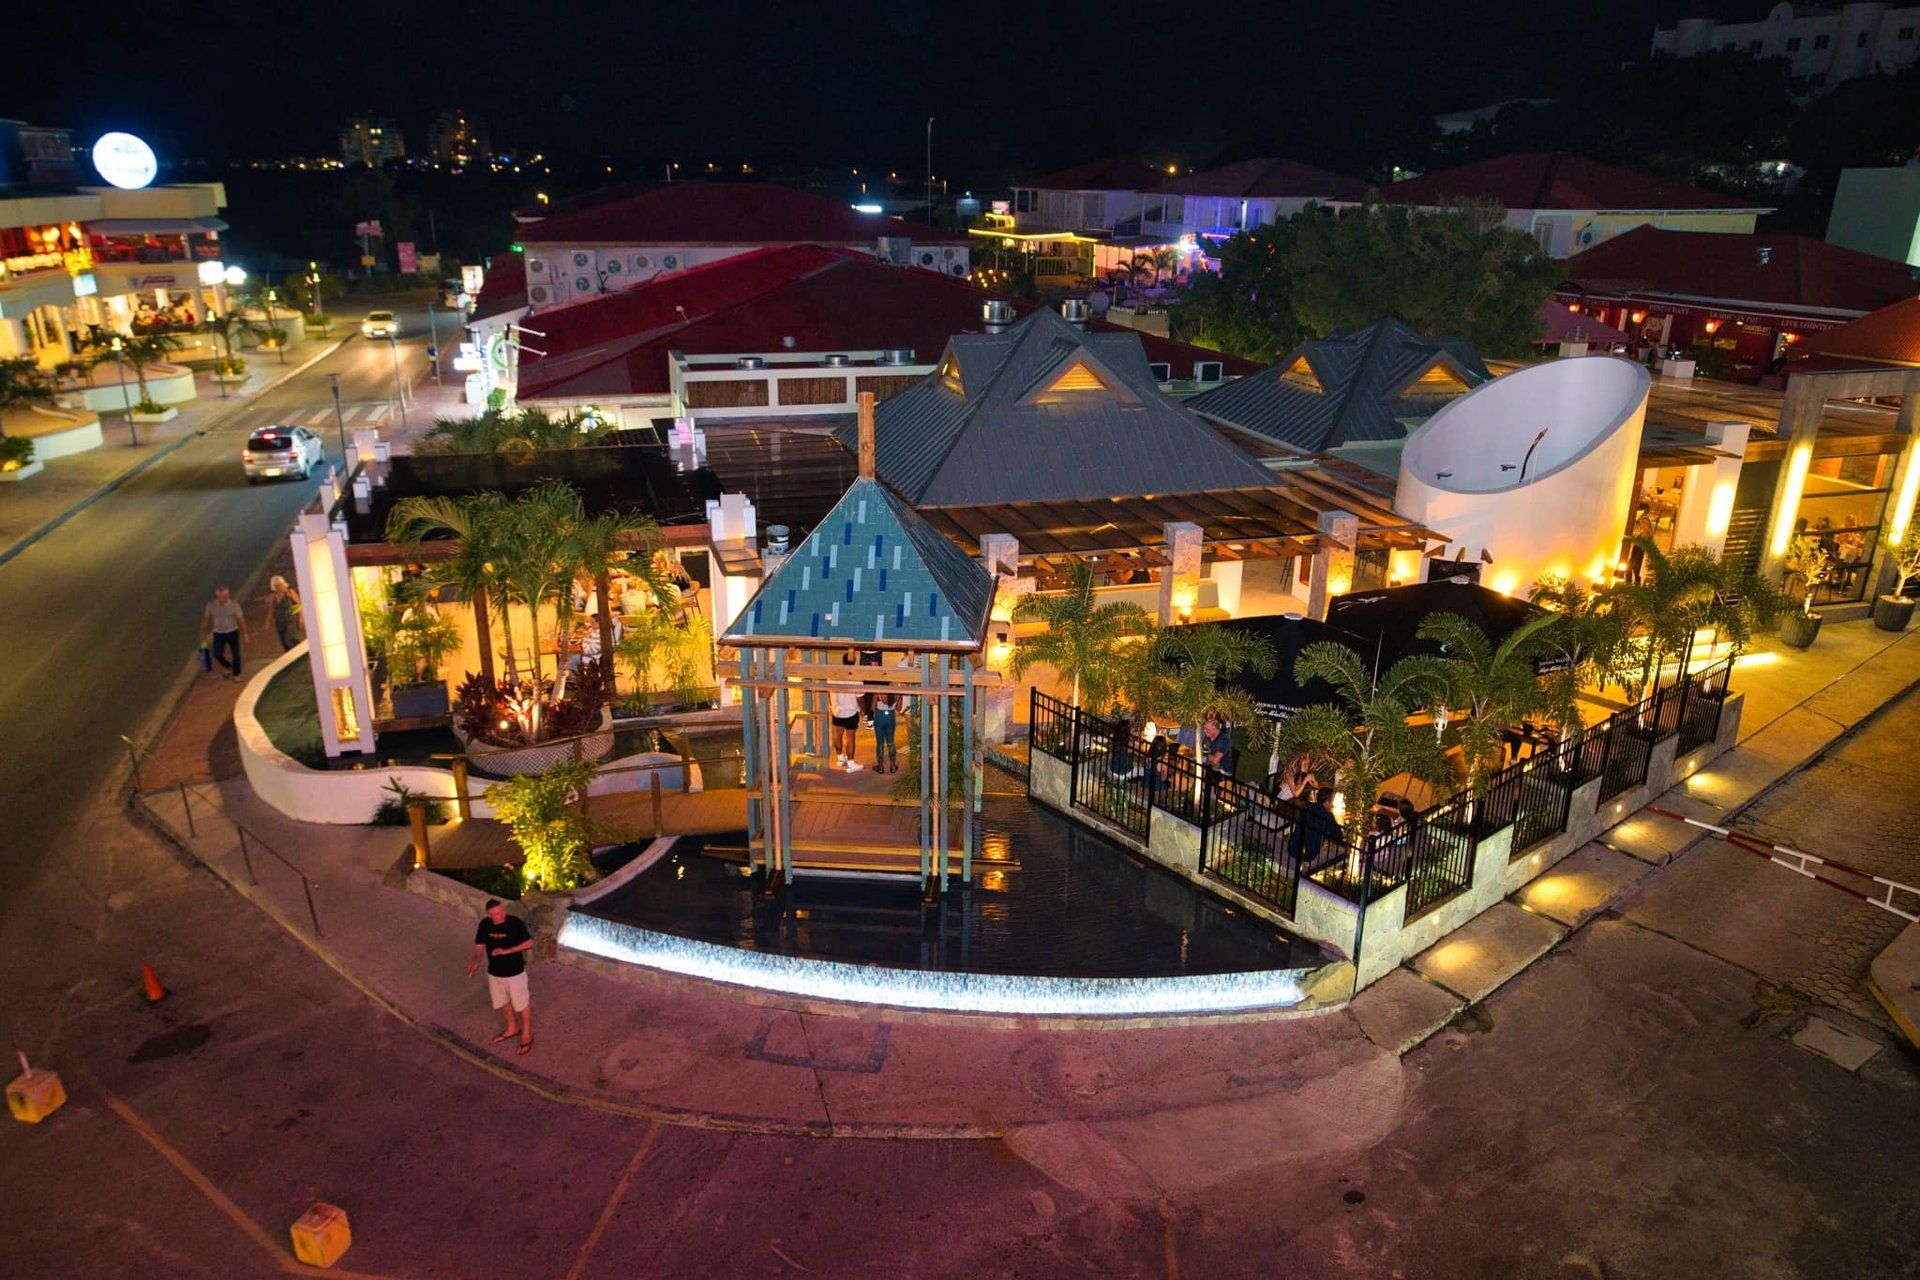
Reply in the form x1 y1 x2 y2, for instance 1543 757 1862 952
739 648 760 861
962 658 976 883
917 652 932 883
773 647 794 883
935 653 951 895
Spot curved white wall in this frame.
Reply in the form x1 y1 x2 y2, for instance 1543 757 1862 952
1398 357 1648 596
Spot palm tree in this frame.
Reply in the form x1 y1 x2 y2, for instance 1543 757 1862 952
1009 562 1150 709
1270 641 1456 844
0 356 55 438
114 333 184 410
201 310 261 374
386 490 513 681
1418 611 1571 795
1113 622 1278 750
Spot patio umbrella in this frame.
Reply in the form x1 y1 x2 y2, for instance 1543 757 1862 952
1324 580 1568 674
1212 612 1375 720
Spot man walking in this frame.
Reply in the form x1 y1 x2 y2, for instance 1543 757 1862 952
467 899 534 1054
201 585 249 681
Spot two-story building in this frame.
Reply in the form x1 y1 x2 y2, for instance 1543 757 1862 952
1381 153 1772 258
1653 2 1920 89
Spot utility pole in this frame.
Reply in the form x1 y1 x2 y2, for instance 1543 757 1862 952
329 372 347 462
387 332 409 430
427 302 442 385
925 117 934 224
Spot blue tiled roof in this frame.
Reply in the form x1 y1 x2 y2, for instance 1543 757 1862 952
724 477 993 650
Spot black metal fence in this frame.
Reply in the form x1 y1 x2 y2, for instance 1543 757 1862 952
1026 655 1734 927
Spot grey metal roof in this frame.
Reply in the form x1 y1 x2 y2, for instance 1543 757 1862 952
834 309 1275 507
723 477 993 650
1188 318 1489 453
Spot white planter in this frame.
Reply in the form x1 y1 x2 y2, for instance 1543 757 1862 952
130 408 178 424
455 707 618 778
0 460 44 482
212 372 248 385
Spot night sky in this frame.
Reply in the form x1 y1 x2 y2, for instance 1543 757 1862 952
21 1 1759 181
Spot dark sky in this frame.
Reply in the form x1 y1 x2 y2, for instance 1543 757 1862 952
17 1 1751 181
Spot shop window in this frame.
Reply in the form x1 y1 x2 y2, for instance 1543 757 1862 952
1787 36 1802 51
1790 451 1897 606
1814 33 1831 49
1354 549 1389 592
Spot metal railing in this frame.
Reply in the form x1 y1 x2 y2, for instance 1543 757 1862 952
121 735 326 937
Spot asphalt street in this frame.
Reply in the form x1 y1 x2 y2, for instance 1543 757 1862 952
0 307 431 890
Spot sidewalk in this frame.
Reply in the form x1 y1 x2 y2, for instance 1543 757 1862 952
129 610 1920 1136
0 338 344 563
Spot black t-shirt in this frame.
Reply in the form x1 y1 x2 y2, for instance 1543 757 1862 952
475 914 532 977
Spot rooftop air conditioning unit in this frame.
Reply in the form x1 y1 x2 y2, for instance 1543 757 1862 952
572 251 590 268
1195 360 1224 382
574 275 592 293
919 250 936 267
633 255 651 270
950 262 968 277
662 254 680 270
1149 361 1172 383
529 285 549 303
527 258 546 275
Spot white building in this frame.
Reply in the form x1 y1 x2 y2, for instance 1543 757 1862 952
1140 158 1366 243
1652 3 1920 88
1826 164 1920 266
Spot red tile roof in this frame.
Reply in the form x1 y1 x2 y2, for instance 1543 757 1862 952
515 181 970 246
1018 158 1171 192
514 246 1260 400
470 249 527 322
1153 158 1365 202
1561 226 1918 314
1384 153 1766 212
1794 296 1920 367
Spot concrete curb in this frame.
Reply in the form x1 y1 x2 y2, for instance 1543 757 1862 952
0 338 346 571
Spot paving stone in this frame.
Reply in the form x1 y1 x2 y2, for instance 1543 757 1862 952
1409 902 1567 1004
1515 844 1653 927
1346 968 1463 1056
1789 1016 1884 1072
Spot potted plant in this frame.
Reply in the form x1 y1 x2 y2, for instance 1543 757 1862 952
385 603 463 719
1873 540 1920 633
0 434 39 482
1779 536 1831 649
0 355 57 437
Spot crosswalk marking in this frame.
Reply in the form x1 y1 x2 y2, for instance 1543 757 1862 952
256 403 393 430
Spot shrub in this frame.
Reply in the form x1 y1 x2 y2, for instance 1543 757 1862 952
370 776 449 825
456 660 608 747
216 356 248 377
485 757 599 891
0 436 35 471
134 398 165 415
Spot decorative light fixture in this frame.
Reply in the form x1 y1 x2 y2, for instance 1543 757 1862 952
1703 319 1720 335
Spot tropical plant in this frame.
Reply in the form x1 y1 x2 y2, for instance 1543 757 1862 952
1418 611 1572 795
485 757 600 891
1785 536 1833 618
1888 539 1920 603
614 606 713 711
370 776 449 826
1112 622 1278 750
0 356 56 437
201 310 261 374
84 331 183 408
455 662 610 747
385 603 463 686
419 407 616 456
1270 642 1456 844
386 490 513 679
0 435 36 471
1009 562 1150 709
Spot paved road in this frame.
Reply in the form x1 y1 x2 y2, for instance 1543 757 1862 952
0 307 431 882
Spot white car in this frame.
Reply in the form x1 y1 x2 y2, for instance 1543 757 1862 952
361 309 400 338
243 425 324 483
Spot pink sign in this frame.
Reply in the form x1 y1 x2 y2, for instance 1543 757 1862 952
397 242 417 274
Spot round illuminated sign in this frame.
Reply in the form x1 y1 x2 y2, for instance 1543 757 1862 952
92 132 158 190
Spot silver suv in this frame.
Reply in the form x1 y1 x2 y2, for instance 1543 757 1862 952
243 425 324 483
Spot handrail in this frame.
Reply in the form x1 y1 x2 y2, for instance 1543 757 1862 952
121 734 324 936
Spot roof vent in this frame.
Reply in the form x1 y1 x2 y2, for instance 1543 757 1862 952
1061 298 1090 328
737 355 766 370
982 298 1015 333
879 347 915 365
1757 245 1772 266
823 353 851 367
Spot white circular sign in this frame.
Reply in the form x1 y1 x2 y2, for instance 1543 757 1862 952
93 132 158 189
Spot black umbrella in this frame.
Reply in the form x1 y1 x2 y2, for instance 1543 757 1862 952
1213 612 1374 720
1324 580 1566 673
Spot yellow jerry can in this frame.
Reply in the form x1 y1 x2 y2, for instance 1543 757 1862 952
290 1202 352 1268
6 1069 66 1124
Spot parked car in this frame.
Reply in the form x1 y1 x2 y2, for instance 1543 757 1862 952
361 310 399 338
440 279 470 310
243 425 325 483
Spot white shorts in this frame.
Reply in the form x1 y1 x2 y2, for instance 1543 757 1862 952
487 971 530 1011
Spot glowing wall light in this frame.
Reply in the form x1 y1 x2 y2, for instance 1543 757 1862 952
1704 480 1737 538
306 538 352 680
1769 444 1812 557
1889 452 1920 546
1492 571 1520 596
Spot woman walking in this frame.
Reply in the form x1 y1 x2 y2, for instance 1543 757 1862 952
266 575 304 652
871 689 900 773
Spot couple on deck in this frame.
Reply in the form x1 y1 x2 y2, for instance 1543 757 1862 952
829 648 903 774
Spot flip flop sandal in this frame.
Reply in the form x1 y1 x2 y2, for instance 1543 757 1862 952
492 1031 517 1044
518 1039 534 1055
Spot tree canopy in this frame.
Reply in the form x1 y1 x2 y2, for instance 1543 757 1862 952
1180 198 1559 360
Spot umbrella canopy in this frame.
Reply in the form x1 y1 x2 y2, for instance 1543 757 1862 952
1213 612 1373 719
1324 579 1567 673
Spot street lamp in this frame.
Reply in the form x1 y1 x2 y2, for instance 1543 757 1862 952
387 331 408 430
329 371 348 462
308 261 322 318
110 336 135 445
266 289 285 364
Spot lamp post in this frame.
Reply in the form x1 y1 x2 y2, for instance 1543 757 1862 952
110 336 135 445
266 289 284 364
387 331 408 430
426 301 441 385
329 371 348 461
308 261 321 318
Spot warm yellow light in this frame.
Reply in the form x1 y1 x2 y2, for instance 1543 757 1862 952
1492 571 1519 596
1889 452 1920 546
1769 444 1811 557
306 541 351 681
1705 481 1736 537
1587 557 1610 581
1170 582 1198 611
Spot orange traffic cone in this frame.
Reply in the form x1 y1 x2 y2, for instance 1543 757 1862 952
140 965 167 1003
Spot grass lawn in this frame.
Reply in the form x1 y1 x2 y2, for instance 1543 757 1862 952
257 661 326 768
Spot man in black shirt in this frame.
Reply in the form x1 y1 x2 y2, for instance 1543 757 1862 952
467 899 534 1054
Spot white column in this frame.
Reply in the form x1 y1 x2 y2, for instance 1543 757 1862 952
1159 521 1204 625
1307 510 1359 620
704 492 759 640
1670 421 1750 557
289 513 376 757
980 532 1027 743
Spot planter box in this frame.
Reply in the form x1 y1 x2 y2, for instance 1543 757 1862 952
0 460 44 482
1779 611 1822 649
211 372 248 385
456 708 617 778
390 681 451 720
129 408 178 424
1872 595 1915 633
